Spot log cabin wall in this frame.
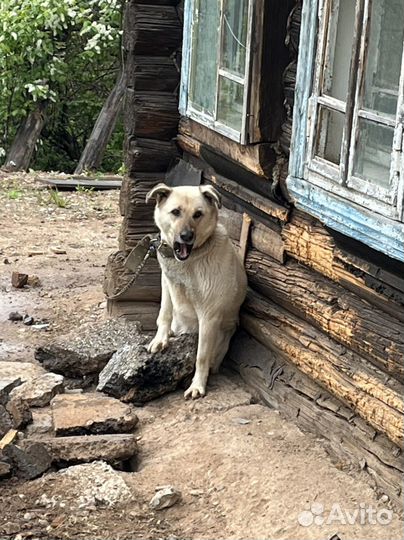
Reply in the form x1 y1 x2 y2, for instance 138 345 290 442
107 0 403 507
104 0 182 328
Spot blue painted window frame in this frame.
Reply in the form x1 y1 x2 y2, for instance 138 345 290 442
179 0 254 144
288 0 404 262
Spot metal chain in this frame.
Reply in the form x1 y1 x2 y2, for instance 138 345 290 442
105 250 152 301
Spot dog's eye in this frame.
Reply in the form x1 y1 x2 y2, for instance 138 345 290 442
193 211 203 219
171 208 181 217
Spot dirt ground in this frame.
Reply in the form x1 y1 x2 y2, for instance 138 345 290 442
0 172 403 540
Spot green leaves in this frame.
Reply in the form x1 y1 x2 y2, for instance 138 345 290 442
0 0 122 154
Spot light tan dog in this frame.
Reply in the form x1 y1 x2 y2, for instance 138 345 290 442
145 183 247 399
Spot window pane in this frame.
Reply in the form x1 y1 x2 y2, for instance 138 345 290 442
353 119 394 187
217 77 244 132
323 0 356 101
314 106 345 165
363 0 404 117
189 1 220 116
221 0 249 76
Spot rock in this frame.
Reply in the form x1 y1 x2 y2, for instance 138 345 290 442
0 361 45 384
6 398 32 429
51 247 66 255
35 462 132 509
149 486 182 510
25 408 53 438
11 272 28 288
0 378 22 405
35 319 142 377
5 441 52 479
10 373 64 408
51 393 138 436
27 275 41 287
8 312 23 322
0 405 14 437
42 434 137 466
23 315 34 326
0 460 12 478
98 334 198 403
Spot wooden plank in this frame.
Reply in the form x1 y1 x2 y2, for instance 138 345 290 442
228 331 403 509
245 250 404 381
178 118 275 177
283 210 404 320
220 206 285 264
0 429 18 450
241 289 404 448
39 177 122 191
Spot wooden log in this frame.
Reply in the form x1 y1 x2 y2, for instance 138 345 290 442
220 207 285 264
2 102 47 172
204 170 289 222
75 71 126 174
125 138 178 173
178 118 275 178
125 91 179 141
107 300 159 331
130 5 182 56
228 331 403 508
104 250 160 303
241 289 404 448
245 249 404 381
283 210 404 321
130 57 179 92
119 173 164 217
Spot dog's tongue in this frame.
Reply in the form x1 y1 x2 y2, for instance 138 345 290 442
180 243 189 258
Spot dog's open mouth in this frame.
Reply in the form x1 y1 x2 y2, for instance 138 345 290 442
173 241 193 261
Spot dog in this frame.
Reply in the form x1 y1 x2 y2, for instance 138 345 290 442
145 183 247 399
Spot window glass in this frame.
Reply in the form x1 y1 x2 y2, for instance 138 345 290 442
363 0 404 117
314 106 345 164
189 1 220 116
217 77 244 131
353 119 394 187
323 0 356 101
221 0 249 76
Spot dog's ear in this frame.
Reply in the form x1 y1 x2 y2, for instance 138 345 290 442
146 183 172 205
200 185 222 209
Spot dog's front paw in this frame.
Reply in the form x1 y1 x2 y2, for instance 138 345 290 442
147 335 169 354
184 382 206 400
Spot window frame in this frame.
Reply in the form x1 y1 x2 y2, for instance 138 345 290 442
288 0 404 262
180 0 254 144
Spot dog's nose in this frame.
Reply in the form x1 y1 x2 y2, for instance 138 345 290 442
180 230 194 243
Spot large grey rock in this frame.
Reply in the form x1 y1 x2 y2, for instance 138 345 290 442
41 434 137 466
51 393 138 436
5 441 52 479
97 334 198 403
35 319 142 377
10 372 64 408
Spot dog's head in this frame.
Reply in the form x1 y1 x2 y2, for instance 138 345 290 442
146 184 222 262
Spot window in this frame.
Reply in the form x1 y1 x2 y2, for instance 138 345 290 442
288 0 404 261
180 0 253 143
